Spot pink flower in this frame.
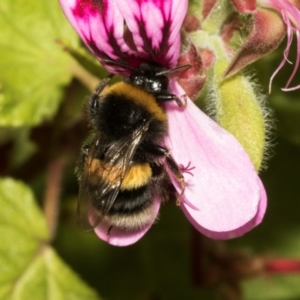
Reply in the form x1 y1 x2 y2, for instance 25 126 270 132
59 0 267 246
258 0 300 91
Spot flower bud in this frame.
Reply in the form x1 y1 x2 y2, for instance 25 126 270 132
225 8 286 78
210 37 266 170
230 0 257 13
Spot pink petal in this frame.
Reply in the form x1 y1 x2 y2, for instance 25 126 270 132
165 82 267 238
115 0 188 67
94 195 161 246
59 0 134 74
182 177 267 239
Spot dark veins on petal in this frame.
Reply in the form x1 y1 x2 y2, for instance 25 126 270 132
87 38 110 60
73 0 105 17
88 36 142 69
136 16 172 66
160 20 172 62
87 30 128 61
73 0 129 63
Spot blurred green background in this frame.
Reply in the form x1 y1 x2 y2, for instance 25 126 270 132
1 0 300 299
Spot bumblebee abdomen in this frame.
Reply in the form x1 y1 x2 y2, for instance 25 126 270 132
87 159 152 190
94 163 154 230
108 162 153 215
109 184 153 214
120 163 152 190
107 183 155 230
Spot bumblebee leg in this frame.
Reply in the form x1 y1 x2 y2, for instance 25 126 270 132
147 145 186 205
164 152 186 205
156 93 187 108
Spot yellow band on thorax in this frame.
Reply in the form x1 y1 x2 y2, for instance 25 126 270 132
105 82 167 122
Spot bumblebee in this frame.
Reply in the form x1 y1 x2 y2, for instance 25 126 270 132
77 60 189 232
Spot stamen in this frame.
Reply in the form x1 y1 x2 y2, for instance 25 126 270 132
182 197 200 211
269 12 294 92
180 161 196 176
285 29 300 88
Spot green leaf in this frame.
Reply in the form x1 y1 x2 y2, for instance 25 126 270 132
0 0 79 126
0 178 101 300
0 127 37 168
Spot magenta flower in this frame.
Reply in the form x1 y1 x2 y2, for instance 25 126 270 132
59 0 267 246
258 0 300 91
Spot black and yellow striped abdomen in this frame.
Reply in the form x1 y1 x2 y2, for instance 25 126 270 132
87 158 157 229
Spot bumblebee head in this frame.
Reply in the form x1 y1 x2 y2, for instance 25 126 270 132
128 65 169 95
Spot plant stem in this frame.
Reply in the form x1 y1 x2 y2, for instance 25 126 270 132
44 158 65 242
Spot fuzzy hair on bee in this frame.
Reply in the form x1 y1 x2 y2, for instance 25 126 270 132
76 60 190 232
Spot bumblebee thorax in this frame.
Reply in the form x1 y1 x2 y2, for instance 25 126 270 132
92 82 167 141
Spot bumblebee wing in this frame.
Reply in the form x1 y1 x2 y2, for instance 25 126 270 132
98 121 150 214
77 140 103 230
77 122 150 230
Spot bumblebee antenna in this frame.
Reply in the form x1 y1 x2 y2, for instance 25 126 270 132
101 58 138 72
155 64 192 77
